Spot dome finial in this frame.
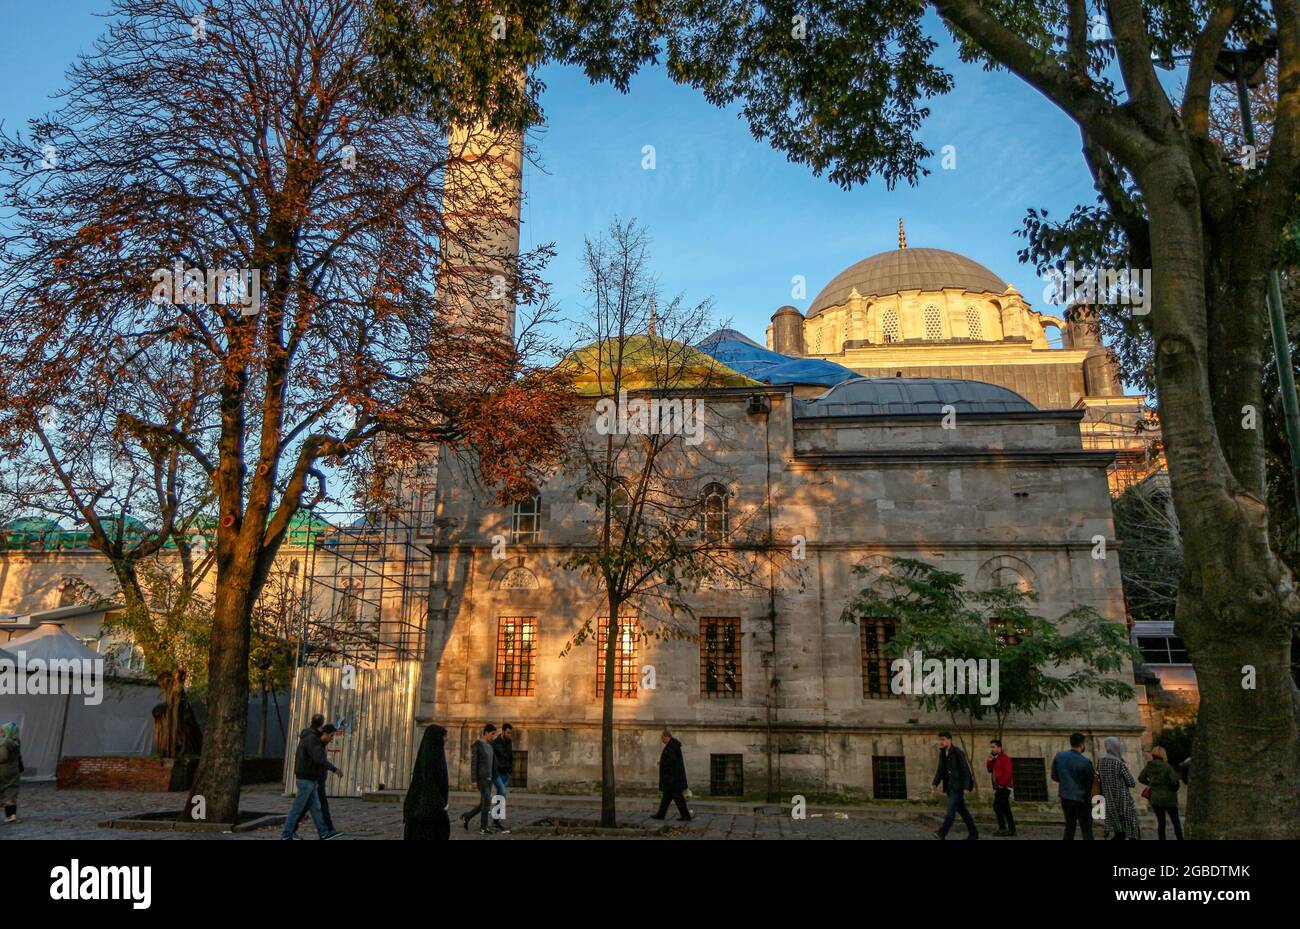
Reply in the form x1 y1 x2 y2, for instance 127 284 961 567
898 217 907 249
647 294 656 337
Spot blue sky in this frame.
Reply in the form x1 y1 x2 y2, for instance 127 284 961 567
2 3 1105 342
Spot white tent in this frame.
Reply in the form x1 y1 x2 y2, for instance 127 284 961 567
0 622 115 780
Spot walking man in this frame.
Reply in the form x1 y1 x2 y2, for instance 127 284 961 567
1051 732 1096 840
987 738 1016 837
491 723 514 832
652 727 691 821
461 724 504 835
293 714 338 835
931 731 978 839
282 717 342 840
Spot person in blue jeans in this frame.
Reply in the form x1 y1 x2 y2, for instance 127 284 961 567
931 731 978 840
282 721 342 840
1051 731 1096 840
491 723 514 832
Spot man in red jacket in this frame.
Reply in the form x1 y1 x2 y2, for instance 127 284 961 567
987 739 1016 837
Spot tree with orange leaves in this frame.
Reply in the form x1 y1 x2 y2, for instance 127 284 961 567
0 0 574 822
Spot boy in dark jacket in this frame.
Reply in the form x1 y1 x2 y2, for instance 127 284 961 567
491 723 514 831
652 728 691 821
987 738 1016 836
461 724 503 835
282 718 341 840
931 731 978 839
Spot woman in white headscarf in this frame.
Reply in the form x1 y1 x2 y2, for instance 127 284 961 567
0 721 22 823
1098 735 1140 840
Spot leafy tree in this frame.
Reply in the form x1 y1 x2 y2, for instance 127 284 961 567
0 0 572 820
841 558 1139 765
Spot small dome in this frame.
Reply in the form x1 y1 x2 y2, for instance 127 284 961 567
794 377 1035 417
808 248 1007 317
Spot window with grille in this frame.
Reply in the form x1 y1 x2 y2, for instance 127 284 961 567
511 750 528 788
1136 636 1190 664
1011 757 1049 801
861 620 897 698
710 753 744 796
924 304 944 340
495 617 537 696
699 482 728 543
872 755 908 799
966 306 983 340
881 308 901 343
700 617 742 697
596 616 639 698
511 495 541 544
990 616 1026 647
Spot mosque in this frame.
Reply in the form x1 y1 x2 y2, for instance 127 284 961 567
0 127 1159 803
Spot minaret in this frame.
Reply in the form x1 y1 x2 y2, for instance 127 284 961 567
440 116 524 340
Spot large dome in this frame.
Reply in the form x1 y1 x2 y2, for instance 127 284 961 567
808 247 1008 317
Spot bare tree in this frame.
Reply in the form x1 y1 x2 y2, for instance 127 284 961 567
561 219 762 826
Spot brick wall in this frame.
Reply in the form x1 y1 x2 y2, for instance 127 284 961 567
56 755 281 791
57 756 196 791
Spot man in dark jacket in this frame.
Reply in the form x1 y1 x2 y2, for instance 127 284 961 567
461 724 504 835
491 723 514 832
652 727 691 821
1051 732 1096 840
404 724 451 840
931 731 978 839
987 738 1016 836
281 716 342 840
293 714 338 834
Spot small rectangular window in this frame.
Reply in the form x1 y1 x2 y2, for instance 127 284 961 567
709 754 744 796
1011 757 1049 801
511 751 528 789
872 755 908 799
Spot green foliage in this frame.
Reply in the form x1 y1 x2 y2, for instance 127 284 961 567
101 558 212 686
841 557 1140 740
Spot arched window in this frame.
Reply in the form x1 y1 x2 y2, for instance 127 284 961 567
965 306 984 340
511 495 541 544
609 486 631 528
924 304 944 340
699 482 728 543
57 577 82 607
881 308 901 343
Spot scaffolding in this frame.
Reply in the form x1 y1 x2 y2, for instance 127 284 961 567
291 507 430 668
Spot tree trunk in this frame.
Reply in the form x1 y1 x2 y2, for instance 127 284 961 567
184 568 255 823
154 671 183 758
1140 156 1300 838
600 592 620 827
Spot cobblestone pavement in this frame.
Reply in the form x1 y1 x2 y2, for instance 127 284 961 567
4 782 1070 840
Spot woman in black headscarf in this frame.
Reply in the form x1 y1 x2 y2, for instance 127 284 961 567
404 724 450 840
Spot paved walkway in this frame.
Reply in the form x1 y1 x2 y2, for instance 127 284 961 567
4 782 1076 840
